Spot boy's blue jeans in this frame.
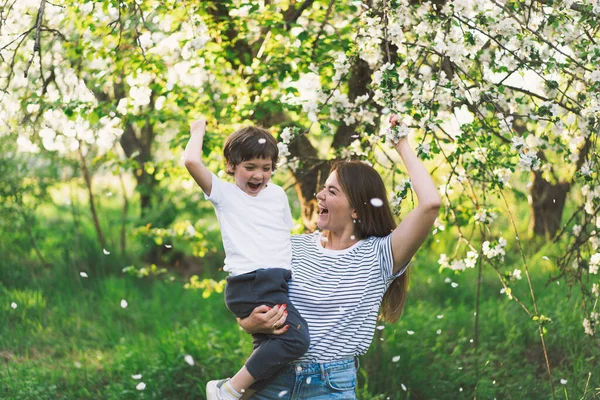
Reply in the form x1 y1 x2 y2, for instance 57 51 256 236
225 268 310 387
251 358 358 399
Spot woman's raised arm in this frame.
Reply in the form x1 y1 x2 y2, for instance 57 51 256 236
388 115 442 273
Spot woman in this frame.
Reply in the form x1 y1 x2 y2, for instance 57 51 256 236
239 115 441 399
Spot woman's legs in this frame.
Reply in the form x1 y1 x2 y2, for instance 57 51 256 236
251 358 357 400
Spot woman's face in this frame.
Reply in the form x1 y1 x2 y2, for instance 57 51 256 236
316 171 356 232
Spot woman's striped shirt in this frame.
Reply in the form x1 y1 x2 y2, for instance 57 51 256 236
288 232 407 363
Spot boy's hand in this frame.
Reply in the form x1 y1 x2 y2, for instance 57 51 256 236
190 119 207 136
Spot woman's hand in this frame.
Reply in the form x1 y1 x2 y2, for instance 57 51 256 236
237 304 289 335
387 114 409 146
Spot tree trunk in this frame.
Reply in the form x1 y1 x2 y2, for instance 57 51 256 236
530 171 570 239
77 143 107 250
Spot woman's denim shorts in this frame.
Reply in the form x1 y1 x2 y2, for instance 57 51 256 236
251 357 358 399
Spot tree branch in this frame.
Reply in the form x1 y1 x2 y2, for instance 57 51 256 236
24 0 45 78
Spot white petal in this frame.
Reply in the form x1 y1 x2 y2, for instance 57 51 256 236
10 302 17 309
376 325 385 330
407 330 414 335
121 299 128 308
80 272 88 278
370 198 384 207
392 355 400 362
103 248 110 255
136 382 146 390
132 374 142 380
278 390 288 397
184 355 194 366
401 383 407 391
560 379 567 384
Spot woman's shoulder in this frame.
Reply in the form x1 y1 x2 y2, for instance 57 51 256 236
291 232 319 243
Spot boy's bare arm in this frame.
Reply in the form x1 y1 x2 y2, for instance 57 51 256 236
184 119 213 196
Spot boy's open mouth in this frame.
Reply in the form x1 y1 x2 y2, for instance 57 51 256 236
248 182 262 190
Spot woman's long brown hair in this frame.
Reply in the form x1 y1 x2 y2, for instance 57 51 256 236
332 161 409 323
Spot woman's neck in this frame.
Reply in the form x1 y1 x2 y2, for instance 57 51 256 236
322 230 359 250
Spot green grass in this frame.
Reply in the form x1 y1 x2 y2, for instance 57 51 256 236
2 182 599 399
2 254 599 399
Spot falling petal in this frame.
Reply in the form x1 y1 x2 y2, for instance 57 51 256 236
80 272 88 278
401 383 407 391
74 361 82 368
444 277 451 283
376 325 385 330
165 244 172 248
370 198 383 207
560 379 567 384
103 249 110 255
407 330 414 335
278 390 288 397
451 282 458 288
306 377 312 384
542 256 549 261
107 191 113 197
121 299 128 308
437 314 444 319
459 387 463 392
132 374 142 380
184 355 194 366
392 356 400 362
258 138 267 144
136 382 146 390
10 302 17 309
436 329 442 334
350 235 355 240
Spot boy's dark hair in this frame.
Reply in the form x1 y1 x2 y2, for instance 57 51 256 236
223 126 279 175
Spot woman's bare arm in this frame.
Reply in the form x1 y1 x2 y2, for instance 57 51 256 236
389 115 442 273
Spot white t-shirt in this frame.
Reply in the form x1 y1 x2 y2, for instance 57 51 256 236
288 232 408 363
205 173 294 276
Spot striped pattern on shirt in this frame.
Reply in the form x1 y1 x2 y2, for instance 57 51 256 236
289 232 406 363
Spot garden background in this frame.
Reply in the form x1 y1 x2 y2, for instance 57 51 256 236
1 0 599 399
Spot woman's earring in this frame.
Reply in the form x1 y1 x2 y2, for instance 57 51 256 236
353 219 357 224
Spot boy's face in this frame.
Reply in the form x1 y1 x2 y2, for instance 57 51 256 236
228 157 273 197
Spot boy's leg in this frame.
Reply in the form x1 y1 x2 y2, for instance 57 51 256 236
220 272 262 397
244 268 310 385
224 269 310 390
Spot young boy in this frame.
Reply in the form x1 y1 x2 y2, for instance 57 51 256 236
184 120 310 400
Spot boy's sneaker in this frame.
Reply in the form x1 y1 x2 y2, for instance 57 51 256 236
206 379 227 400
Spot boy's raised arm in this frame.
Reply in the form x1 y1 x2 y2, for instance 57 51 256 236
184 119 213 196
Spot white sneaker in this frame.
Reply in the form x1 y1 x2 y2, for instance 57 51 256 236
206 379 227 400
